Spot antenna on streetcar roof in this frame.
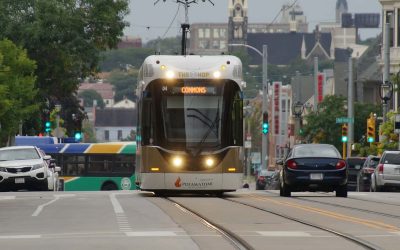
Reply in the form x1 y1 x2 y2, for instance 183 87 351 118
155 0 214 55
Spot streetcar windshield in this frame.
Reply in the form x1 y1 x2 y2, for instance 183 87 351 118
163 95 222 146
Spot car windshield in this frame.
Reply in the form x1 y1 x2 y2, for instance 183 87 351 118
293 145 340 158
0 148 40 161
368 157 380 168
346 158 366 169
383 153 400 164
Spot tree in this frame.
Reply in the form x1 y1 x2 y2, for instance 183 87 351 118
108 69 138 102
0 0 129 135
0 39 38 146
78 90 105 109
100 47 153 72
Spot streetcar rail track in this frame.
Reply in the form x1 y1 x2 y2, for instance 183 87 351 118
223 195 382 250
292 197 400 220
164 197 253 250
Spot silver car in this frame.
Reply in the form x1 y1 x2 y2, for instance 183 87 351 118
0 146 60 191
371 151 400 192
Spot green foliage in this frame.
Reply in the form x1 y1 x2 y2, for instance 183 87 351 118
0 39 38 146
82 120 97 143
78 90 105 109
100 47 153 72
108 69 138 102
303 95 346 151
0 0 129 135
146 37 182 55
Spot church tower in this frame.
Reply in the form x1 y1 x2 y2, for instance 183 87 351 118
228 0 248 50
336 0 348 24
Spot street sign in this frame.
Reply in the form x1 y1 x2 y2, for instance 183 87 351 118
244 141 251 149
251 152 261 164
336 117 354 124
395 115 400 134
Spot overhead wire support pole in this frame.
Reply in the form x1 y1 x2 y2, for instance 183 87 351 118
157 0 214 55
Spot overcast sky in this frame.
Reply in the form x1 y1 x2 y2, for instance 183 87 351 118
124 0 382 42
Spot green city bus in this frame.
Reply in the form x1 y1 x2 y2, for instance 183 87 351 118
37 142 136 191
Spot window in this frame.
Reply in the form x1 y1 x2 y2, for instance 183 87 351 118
104 130 109 141
213 29 219 38
212 40 219 49
118 130 122 140
205 28 210 38
87 155 113 173
220 29 226 38
63 155 86 176
113 155 135 173
198 29 204 38
220 40 226 50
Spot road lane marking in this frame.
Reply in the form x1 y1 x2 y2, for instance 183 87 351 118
32 197 59 217
0 196 15 200
257 231 311 237
0 235 41 239
110 193 124 214
125 231 177 237
250 195 399 231
110 193 133 233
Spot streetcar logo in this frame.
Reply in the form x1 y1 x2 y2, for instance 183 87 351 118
175 177 182 188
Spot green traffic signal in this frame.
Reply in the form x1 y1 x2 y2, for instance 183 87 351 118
45 121 51 132
367 137 374 143
74 132 82 141
262 123 269 134
341 136 348 142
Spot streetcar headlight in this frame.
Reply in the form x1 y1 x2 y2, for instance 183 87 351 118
204 157 215 168
213 71 221 78
160 65 167 70
166 70 175 79
171 156 183 168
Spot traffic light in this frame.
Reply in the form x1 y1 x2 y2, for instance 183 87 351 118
367 117 375 143
45 121 51 133
262 112 269 134
74 131 82 141
341 124 348 142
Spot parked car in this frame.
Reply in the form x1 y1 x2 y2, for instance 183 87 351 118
278 144 348 197
256 169 276 190
371 151 400 192
0 146 61 191
346 157 366 191
356 155 380 192
266 170 280 190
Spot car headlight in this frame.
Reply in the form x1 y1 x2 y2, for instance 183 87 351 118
31 163 45 170
0 167 7 172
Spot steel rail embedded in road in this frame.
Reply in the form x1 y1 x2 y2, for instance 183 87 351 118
223 195 382 250
292 197 400 220
165 197 253 250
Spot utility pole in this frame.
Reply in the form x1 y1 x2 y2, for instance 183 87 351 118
347 56 354 158
262 45 268 170
383 22 391 123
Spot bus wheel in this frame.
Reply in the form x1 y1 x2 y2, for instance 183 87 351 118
101 182 118 191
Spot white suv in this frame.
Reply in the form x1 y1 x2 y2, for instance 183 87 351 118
0 146 60 191
371 150 400 192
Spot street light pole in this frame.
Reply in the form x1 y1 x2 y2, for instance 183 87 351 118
228 43 268 171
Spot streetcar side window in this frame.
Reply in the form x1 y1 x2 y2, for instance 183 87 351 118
232 93 243 146
142 98 153 145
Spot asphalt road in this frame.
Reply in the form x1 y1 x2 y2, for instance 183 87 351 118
0 190 399 250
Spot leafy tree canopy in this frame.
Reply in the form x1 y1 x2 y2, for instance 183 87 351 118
78 89 105 109
0 0 129 135
0 39 38 146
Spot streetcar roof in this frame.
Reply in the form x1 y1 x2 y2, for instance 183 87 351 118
138 55 244 89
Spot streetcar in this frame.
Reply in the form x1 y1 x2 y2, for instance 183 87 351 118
135 55 245 195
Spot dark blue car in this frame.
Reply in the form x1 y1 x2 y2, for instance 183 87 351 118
277 144 348 197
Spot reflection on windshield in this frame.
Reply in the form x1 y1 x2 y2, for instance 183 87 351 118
162 95 222 148
0 148 40 161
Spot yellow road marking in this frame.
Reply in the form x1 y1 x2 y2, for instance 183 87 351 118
248 194 399 232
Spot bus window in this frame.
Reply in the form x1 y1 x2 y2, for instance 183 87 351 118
87 155 113 173
63 155 86 176
113 155 135 173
